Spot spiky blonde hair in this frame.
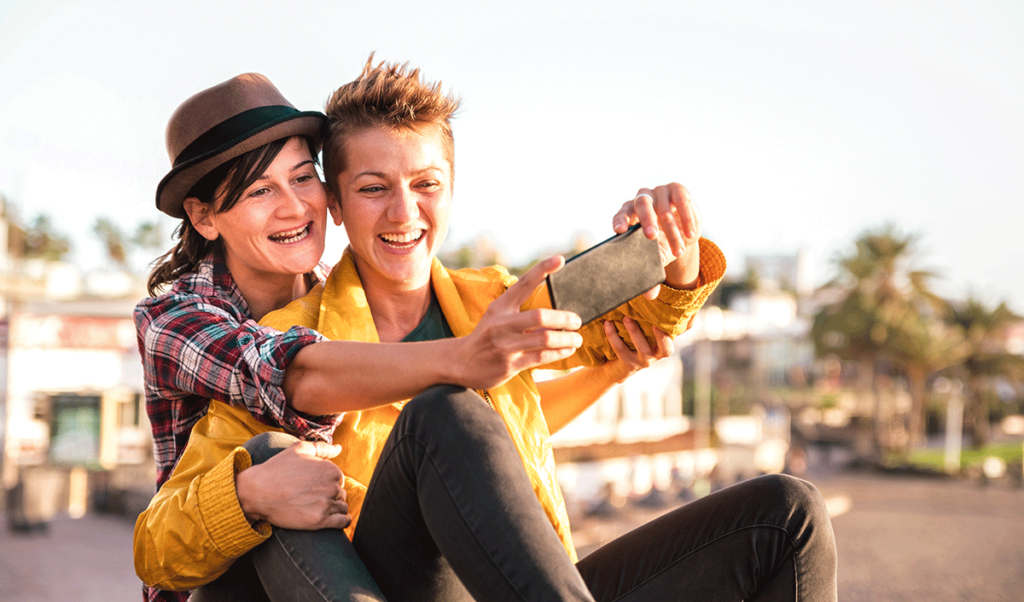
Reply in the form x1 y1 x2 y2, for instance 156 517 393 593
323 55 461 197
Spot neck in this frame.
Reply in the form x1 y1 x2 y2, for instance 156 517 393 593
355 268 432 343
228 264 310 322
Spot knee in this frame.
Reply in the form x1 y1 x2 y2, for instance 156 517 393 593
243 431 300 465
750 474 830 525
755 474 835 553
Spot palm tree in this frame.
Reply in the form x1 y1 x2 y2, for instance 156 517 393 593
132 221 165 254
20 214 72 261
812 224 947 453
93 217 128 268
946 298 1024 447
884 307 966 450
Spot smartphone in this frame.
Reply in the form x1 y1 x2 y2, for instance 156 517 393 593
546 224 665 325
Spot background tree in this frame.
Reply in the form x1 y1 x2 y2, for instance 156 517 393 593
93 217 167 272
884 307 966 450
93 217 128 268
131 221 165 256
946 298 1024 447
812 224 946 453
18 214 72 261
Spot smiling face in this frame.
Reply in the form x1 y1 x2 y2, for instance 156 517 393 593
334 125 452 294
187 136 339 290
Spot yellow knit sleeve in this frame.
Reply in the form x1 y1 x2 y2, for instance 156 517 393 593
133 412 270 591
196 447 271 558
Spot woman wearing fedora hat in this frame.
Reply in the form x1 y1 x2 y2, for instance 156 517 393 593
136 72 679 602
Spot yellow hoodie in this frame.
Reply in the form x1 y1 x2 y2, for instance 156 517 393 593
134 239 725 591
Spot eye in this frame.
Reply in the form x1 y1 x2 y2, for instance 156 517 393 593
247 186 271 199
359 184 385 194
416 180 441 191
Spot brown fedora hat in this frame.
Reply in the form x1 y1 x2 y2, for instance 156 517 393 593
156 73 325 218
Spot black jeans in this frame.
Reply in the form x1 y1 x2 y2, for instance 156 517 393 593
200 385 837 601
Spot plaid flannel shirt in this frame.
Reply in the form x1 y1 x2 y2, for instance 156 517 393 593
135 250 339 602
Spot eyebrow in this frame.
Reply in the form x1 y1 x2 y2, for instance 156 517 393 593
354 166 445 179
257 159 317 180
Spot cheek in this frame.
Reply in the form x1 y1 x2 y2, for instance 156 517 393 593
430 198 452 230
341 204 377 243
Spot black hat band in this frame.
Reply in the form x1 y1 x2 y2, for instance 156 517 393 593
174 105 300 167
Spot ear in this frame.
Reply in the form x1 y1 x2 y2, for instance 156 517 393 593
182 197 219 241
327 189 343 226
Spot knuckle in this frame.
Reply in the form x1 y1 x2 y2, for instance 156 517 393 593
540 330 560 347
524 309 545 328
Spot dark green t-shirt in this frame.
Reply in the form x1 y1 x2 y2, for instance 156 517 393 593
401 292 454 343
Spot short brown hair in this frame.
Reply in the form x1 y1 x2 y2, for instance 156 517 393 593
323 55 461 197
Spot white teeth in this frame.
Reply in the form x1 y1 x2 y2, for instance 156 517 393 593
380 230 424 245
270 223 310 244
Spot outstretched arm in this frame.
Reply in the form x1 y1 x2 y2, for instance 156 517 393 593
282 256 585 415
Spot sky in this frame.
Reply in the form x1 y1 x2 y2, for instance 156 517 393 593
1 0 1022 311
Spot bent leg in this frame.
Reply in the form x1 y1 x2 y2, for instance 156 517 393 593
576 474 837 602
190 554 270 602
230 432 386 602
353 385 592 602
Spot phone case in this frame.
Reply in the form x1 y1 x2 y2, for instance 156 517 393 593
546 224 665 325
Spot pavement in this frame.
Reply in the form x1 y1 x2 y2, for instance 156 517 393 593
0 512 140 602
1 468 1022 602
818 471 1024 602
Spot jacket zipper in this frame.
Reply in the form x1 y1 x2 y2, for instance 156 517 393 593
480 390 495 409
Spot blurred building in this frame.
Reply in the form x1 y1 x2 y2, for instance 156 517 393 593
548 250 817 511
2 202 152 523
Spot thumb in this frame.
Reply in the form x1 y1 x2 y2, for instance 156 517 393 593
313 441 342 459
293 440 342 459
502 255 564 308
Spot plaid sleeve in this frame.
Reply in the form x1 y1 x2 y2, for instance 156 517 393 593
137 293 338 441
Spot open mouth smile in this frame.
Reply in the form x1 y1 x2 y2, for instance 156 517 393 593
379 230 425 249
269 222 312 244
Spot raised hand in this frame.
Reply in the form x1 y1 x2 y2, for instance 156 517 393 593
235 440 351 530
611 183 702 291
453 256 583 389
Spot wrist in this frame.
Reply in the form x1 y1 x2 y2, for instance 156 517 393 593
598 358 632 386
663 243 700 290
234 466 266 524
444 338 470 386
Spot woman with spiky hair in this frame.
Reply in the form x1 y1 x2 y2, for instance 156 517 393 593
137 70 679 602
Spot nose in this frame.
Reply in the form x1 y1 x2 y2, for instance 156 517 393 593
276 184 307 218
387 187 420 223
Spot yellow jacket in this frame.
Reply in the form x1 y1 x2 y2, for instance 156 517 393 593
134 239 725 591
